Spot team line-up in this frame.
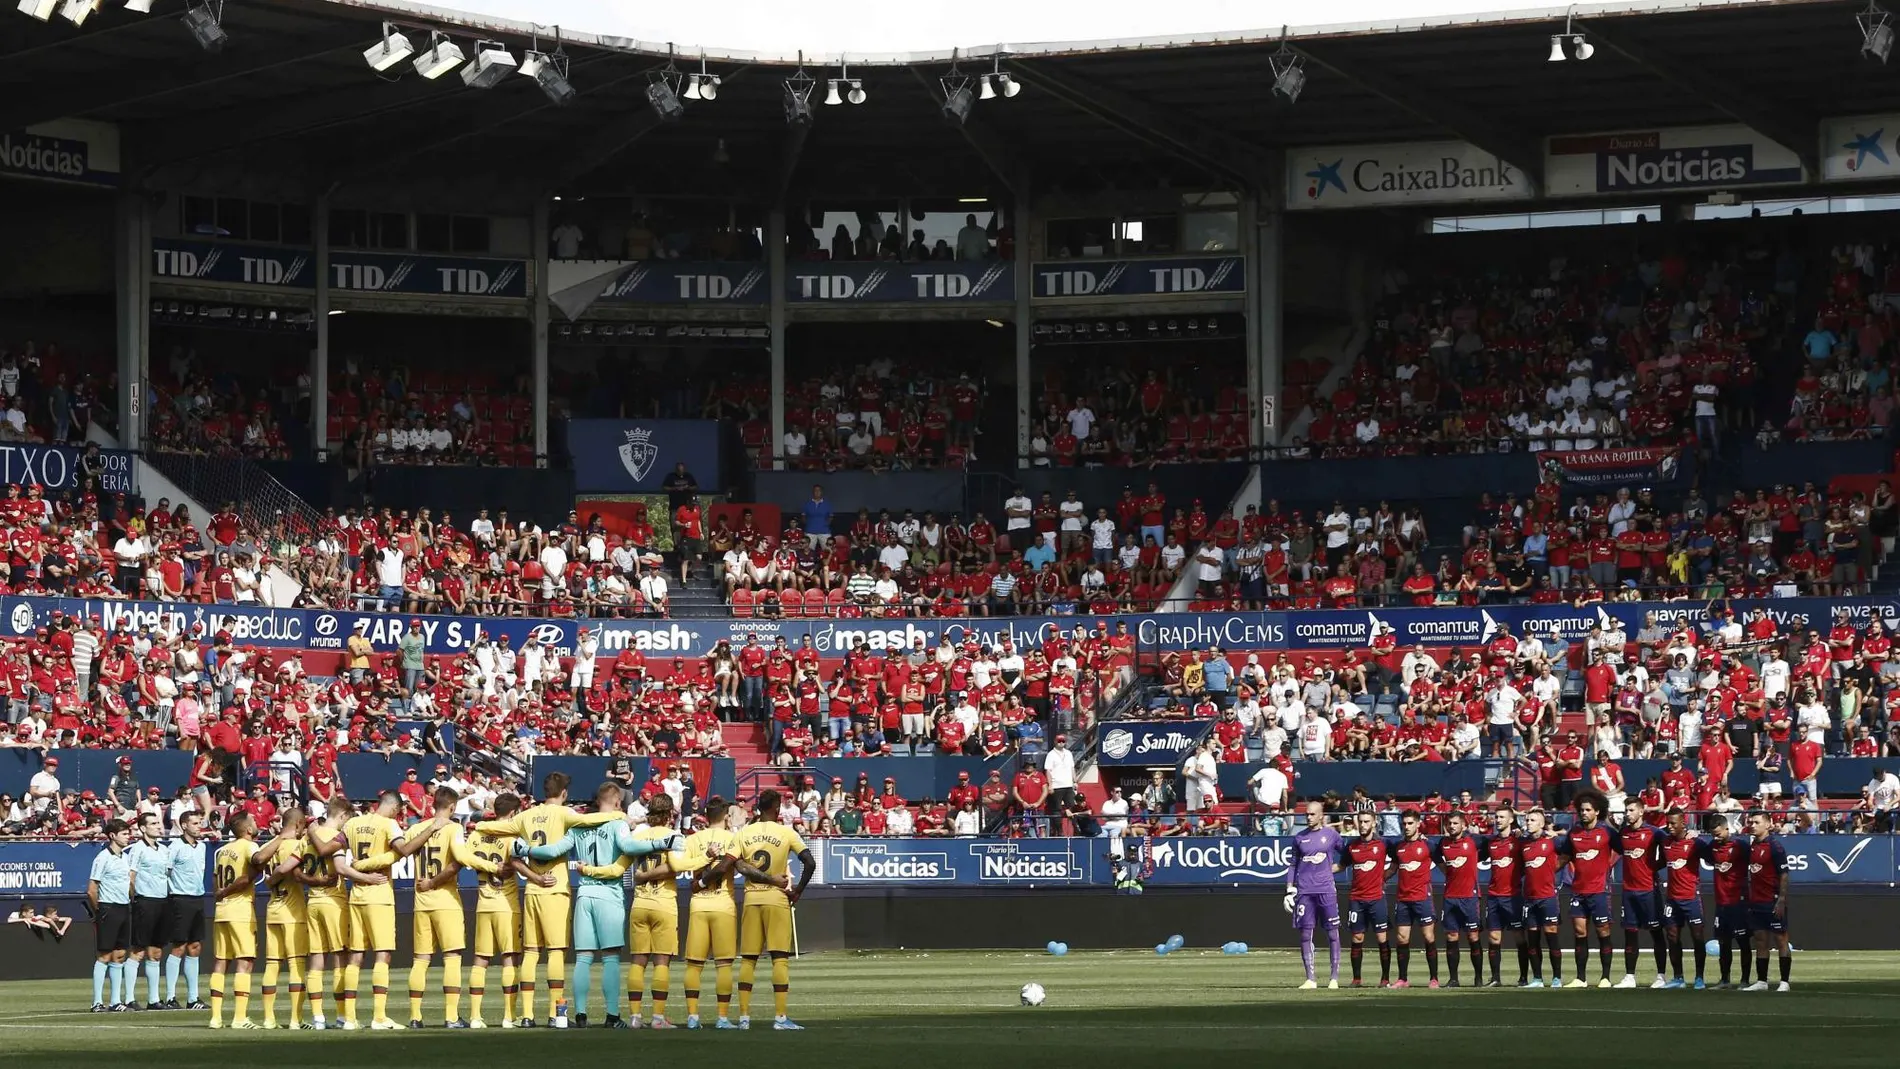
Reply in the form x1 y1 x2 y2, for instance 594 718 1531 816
1280 791 1794 991
82 775 817 1031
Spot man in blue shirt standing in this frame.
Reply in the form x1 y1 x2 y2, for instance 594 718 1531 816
128 811 174 1010
164 811 209 1010
88 818 135 1012
1202 648 1233 708
802 486 833 550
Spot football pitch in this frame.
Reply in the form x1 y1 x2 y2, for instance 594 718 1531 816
6 950 1900 1068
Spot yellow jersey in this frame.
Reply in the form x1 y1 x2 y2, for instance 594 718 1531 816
342 814 406 906
630 824 685 915
410 821 468 913
730 820 806 908
303 821 348 904
264 836 309 924
684 827 739 910
479 804 615 897
212 838 259 924
465 827 520 915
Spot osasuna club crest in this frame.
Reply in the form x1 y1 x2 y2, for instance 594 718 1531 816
619 427 658 481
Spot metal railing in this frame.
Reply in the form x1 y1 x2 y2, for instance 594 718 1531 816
144 383 326 539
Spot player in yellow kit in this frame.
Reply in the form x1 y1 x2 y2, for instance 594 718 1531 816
317 791 440 1029
207 811 288 1030
259 808 312 1029
731 789 815 1031
681 797 742 1029
407 785 504 1029
475 772 618 1027
465 794 538 1029
301 796 379 1030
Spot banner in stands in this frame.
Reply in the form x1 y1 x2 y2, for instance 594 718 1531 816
1545 124 1807 195
1284 140 1533 211
1820 113 1900 183
0 119 119 187
1537 446 1684 488
807 835 1897 888
1031 257 1244 300
786 261 1012 303
1095 720 1214 766
594 261 770 304
566 418 724 494
0 442 135 494
2 596 1897 661
150 238 529 299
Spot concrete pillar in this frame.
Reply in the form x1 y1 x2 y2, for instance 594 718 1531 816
312 194 330 460
113 193 149 450
532 197 551 465
768 206 788 471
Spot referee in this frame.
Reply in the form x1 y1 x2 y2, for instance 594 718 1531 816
88 818 134 1012
129 812 173 1011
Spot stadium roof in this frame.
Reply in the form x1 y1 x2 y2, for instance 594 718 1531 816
6 0 1891 209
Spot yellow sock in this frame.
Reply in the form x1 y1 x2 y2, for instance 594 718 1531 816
209 973 225 1022
629 963 643 1017
341 963 361 1023
736 958 756 1017
501 962 517 1022
468 965 486 1021
715 963 733 1018
443 954 462 1023
408 961 428 1022
652 963 669 1016
545 954 564 1015
771 957 788 1019
288 959 305 1027
336 963 350 1002
260 960 280 1025
306 964 324 1020
684 963 702 1017
519 951 539 1020
371 962 390 1021
233 973 252 1021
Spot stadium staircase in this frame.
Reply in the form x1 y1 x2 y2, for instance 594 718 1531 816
721 721 774 779
669 570 732 618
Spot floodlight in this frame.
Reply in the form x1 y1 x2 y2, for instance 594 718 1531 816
363 23 414 71
59 0 97 26
461 40 518 88
783 61 816 126
182 0 226 52
520 49 575 104
647 78 684 121
412 33 465 79
16 0 56 21
1862 2 1894 62
942 83 973 124
124 0 153 10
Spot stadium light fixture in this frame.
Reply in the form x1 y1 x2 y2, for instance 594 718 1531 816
519 40 575 105
124 0 154 11
181 0 226 52
647 49 686 120
783 56 816 126
941 53 975 125
461 40 517 88
1267 29 1307 102
59 0 97 26
16 0 56 21
413 32 465 79
1862 1 1894 62
363 22 415 72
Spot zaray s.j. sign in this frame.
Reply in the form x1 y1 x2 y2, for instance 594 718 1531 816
1285 139 1534 210
150 238 528 299
1545 124 1806 196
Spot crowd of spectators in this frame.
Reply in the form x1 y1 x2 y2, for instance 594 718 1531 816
1026 355 1253 468
738 360 985 472
328 361 537 469
0 342 108 446
1779 240 1900 443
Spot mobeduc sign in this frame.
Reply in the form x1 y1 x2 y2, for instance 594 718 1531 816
787 261 1012 303
1820 113 1900 183
150 238 528 299
1285 140 1533 210
1545 124 1806 196
1032 257 1244 300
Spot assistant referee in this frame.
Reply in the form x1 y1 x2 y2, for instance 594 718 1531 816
88 818 134 1012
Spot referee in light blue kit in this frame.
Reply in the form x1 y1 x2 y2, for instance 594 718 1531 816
88 818 135 1012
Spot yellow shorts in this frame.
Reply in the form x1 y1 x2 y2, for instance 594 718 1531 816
305 899 349 956
739 902 794 957
414 908 466 955
213 920 257 961
630 905 678 957
522 895 570 951
472 910 520 958
685 907 737 962
265 921 308 962
346 903 397 953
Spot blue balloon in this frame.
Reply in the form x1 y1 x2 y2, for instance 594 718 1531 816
1236 942 1249 954
1054 942 1069 956
1705 940 1721 957
1155 943 1170 955
1046 941 1060 954
1165 934 1186 950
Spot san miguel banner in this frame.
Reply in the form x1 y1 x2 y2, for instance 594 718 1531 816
786 261 1012 303
566 418 724 494
594 261 769 305
1095 719 1214 766
150 238 528 299
1821 113 1900 183
1545 124 1806 196
1537 446 1684 488
1032 256 1244 300
1284 139 1533 211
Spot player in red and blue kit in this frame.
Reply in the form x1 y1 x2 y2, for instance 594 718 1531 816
1388 810 1438 988
1558 790 1617 987
1517 808 1564 987
1706 816 1754 988
1743 811 1791 992
1480 806 1528 987
1284 801 1346 989
1431 811 1482 987
1659 808 1712 989
1344 812 1392 987
1612 797 1667 989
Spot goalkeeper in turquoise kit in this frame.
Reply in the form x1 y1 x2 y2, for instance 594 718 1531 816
520 783 680 1028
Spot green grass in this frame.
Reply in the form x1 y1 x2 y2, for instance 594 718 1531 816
10 950 1900 1067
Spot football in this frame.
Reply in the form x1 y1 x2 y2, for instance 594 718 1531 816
1020 982 1047 1006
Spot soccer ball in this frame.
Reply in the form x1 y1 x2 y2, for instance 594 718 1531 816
1020 982 1047 1007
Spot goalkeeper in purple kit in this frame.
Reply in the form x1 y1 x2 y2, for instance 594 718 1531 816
1283 800 1346 990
